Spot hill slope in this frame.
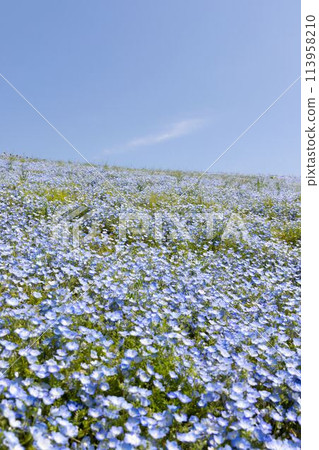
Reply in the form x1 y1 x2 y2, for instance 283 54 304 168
0 155 300 449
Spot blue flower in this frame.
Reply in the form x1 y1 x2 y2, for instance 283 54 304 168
3 431 24 450
177 431 198 443
148 427 169 439
124 433 142 447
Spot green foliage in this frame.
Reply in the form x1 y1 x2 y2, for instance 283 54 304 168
272 223 301 245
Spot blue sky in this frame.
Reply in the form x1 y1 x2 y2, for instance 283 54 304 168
0 1 300 175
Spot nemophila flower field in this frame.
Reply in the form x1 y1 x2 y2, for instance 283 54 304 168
0 155 300 449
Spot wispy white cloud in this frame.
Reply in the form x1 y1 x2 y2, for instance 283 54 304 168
127 118 205 148
104 118 206 155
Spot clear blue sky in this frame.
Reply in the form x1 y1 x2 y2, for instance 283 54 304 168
0 1 300 175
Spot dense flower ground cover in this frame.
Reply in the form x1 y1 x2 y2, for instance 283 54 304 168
0 155 300 449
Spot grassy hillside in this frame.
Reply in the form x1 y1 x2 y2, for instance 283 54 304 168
0 155 300 449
